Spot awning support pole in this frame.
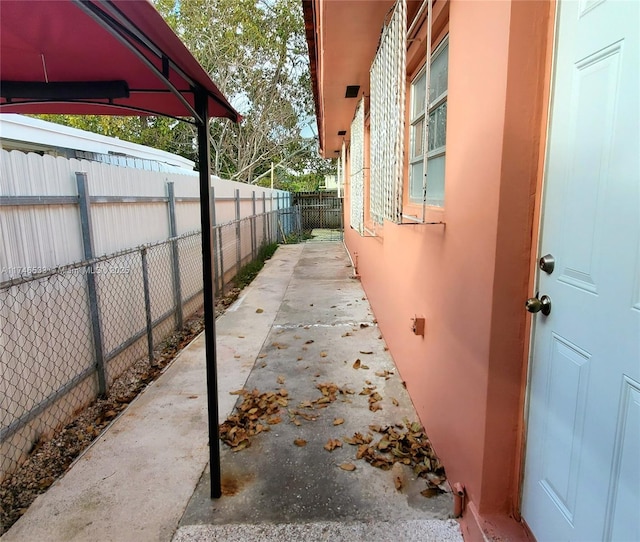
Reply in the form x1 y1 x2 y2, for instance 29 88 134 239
195 87 222 498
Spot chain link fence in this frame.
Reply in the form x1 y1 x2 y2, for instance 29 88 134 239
0 206 302 480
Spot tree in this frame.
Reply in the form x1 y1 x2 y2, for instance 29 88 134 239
156 0 321 182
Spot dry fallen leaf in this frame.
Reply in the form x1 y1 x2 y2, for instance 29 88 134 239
392 397 400 407
359 350 373 355
294 438 307 447
353 359 361 369
421 487 443 498
277 376 286 385
395 476 403 491
320 351 328 358
295 411 317 422
256 308 264 313
333 418 345 426
339 463 356 471
324 438 342 451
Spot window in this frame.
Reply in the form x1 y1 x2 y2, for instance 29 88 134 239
409 37 448 207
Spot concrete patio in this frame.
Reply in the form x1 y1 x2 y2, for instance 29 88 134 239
1 241 463 542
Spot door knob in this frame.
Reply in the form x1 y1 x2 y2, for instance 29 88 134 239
525 295 552 316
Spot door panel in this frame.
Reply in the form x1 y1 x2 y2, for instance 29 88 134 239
522 1 639 540
606 378 640 541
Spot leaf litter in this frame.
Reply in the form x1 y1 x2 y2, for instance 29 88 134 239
219 388 289 451
342 419 447 495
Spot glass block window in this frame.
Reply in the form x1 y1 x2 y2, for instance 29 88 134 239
369 0 406 224
349 98 365 234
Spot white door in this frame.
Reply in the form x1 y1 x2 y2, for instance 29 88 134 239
522 1 639 541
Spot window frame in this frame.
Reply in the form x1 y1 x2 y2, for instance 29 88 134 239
408 35 449 207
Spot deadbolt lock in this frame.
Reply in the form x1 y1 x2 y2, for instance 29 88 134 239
539 254 555 274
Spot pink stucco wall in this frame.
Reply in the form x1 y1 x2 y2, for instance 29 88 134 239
343 1 553 537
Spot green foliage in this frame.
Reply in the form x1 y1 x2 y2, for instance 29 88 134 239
155 0 326 182
233 242 278 289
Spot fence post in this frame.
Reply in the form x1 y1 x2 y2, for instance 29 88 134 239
278 193 282 241
210 186 220 296
76 172 107 397
141 247 154 364
217 219 225 294
271 193 275 243
251 191 257 259
167 182 183 328
235 189 241 276
262 193 267 247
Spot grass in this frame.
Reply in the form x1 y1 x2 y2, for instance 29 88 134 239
233 242 279 289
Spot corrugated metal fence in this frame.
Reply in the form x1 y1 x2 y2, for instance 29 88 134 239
0 150 300 480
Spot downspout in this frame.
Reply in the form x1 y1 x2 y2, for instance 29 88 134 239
343 239 359 278
452 482 466 517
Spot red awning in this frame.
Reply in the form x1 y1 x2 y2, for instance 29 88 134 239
0 0 241 123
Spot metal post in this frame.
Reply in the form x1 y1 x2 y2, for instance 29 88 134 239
235 189 241 276
141 247 154 364
76 172 107 397
270 193 274 243
251 191 256 259
195 89 222 499
262 193 267 247
210 187 219 296
217 217 225 294
167 182 183 328
273 193 280 242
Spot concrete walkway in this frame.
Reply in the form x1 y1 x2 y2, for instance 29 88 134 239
2 242 463 542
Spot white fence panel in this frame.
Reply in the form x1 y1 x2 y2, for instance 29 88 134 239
0 149 288 283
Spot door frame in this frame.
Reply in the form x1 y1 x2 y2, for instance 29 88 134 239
516 0 560 524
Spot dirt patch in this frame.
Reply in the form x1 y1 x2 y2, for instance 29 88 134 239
0 287 243 535
221 471 254 497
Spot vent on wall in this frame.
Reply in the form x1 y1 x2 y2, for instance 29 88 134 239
345 85 360 98
338 130 346 136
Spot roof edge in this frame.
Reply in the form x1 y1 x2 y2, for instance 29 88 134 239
302 0 324 155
